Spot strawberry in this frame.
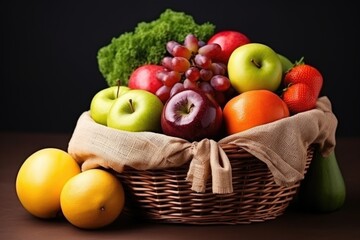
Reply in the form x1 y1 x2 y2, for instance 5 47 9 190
281 60 323 114
282 83 317 114
284 62 323 97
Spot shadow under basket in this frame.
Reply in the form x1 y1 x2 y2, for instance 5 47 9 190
117 144 315 225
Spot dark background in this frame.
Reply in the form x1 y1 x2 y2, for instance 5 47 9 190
1 0 359 137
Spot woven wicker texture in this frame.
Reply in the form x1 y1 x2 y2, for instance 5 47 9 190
117 144 314 225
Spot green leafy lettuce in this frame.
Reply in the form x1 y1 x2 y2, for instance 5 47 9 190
97 9 215 86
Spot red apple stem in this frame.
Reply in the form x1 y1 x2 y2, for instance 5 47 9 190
188 103 195 113
251 59 261 68
128 99 134 113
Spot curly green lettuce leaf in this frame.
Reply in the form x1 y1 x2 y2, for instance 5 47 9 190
97 9 215 86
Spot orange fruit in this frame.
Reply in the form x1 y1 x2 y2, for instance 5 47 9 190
15 148 81 218
223 89 290 134
60 168 125 229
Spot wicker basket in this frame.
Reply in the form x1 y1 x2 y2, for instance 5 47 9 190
116 143 315 225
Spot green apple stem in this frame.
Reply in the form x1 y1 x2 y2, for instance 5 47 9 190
116 80 121 98
128 99 135 113
251 59 261 68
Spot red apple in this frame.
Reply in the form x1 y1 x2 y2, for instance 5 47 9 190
161 88 223 142
207 30 251 63
128 64 165 94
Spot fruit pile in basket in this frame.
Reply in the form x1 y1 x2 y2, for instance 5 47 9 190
91 29 323 142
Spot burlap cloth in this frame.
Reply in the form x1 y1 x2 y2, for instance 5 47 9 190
67 96 337 194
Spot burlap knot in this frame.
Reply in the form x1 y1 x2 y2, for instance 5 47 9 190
187 139 232 193
67 96 337 194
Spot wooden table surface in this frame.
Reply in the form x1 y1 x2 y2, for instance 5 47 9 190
1 132 359 240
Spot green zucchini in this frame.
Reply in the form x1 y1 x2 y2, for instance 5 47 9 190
298 147 346 212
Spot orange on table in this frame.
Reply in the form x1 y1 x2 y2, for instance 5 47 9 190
60 168 125 229
223 89 290 135
15 148 81 219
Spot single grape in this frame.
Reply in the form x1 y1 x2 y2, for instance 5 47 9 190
185 67 200 82
162 71 181 87
184 34 199 53
156 70 168 82
211 62 227 75
198 43 222 59
198 81 215 95
166 41 181 55
200 69 213 81
170 82 185 97
172 45 191 59
161 56 173 70
194 54 212 69
183 78 198 89
210 75 231 92
171 57 190 73
155 85 171 104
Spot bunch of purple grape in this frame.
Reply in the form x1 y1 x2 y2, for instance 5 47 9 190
155 34 233 105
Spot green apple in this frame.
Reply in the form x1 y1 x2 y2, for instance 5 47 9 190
227 43 282 93
277 53 293 74
107 89 164 132
90 86 130 125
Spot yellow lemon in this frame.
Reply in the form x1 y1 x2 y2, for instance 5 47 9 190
15 148 81 218
60 168 125 229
